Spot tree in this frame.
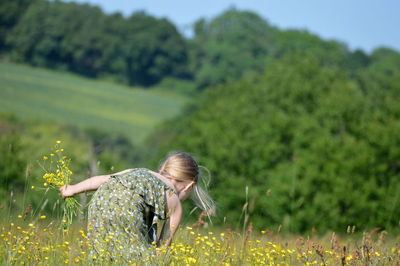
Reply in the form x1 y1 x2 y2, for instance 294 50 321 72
122 12 189 86
8 1 109 76
0 0 32 51
271 29 350 68
8 2 189 86
190 9 276 89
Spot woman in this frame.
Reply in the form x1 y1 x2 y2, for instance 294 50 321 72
60 151 215 263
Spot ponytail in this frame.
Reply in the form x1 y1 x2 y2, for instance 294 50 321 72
191 166 216 220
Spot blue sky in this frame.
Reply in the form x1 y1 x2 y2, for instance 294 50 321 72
67 0 400 53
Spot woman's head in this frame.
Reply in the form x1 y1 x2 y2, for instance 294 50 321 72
158 151 216 217
158 151 198 183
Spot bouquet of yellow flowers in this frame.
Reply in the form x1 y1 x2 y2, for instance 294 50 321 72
39 141 80 228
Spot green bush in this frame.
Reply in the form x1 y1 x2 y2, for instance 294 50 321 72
0 113 145 218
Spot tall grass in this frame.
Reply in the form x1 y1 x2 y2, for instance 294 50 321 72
1 208 399 265
1 179 399 265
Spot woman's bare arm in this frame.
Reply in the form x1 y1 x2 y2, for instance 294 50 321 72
163 193 182 247
59 169 133 198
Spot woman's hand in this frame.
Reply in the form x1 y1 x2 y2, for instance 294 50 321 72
59 185 75 198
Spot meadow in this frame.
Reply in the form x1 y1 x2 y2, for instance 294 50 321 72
0 62 187 143
1 212 399 265
0 141 396 265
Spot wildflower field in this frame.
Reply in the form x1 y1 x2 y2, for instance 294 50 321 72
1 142 399 265
1 214 400 265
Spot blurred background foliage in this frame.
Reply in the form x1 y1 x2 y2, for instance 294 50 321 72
0 0 399 234
148 52 400 233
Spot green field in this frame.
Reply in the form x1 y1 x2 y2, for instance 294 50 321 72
0 62 187 143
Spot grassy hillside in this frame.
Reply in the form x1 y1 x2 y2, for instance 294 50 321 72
0 62 187 143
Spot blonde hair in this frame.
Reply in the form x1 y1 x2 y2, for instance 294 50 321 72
158 151 216 217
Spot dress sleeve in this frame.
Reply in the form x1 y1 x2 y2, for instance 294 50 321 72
113 168 169 219
143 173 170 220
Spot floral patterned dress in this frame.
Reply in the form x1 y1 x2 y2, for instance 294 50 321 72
87 168 171 263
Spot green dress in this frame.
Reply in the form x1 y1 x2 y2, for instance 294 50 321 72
87 168 171 263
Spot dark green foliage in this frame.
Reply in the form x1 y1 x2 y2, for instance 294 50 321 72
271 30 349 67
190 9 276 89
148 52 400 233
122 12 189 86
347 49 370 74
85 128 147 171
7 1 189 86
268 29 373 77
189 9 367 90
0 114 26 201
7 0 108 74
0 0 31 51
3 2 377 91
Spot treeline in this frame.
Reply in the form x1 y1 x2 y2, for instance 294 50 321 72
2 0 372 89
1 0 188 86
